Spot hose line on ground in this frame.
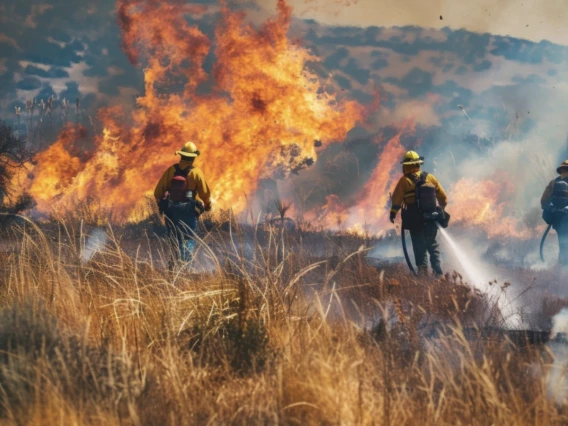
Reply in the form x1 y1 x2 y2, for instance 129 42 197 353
401 227 417 276
540 224 552 263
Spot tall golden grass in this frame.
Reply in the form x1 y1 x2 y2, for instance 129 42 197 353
0 215 567 426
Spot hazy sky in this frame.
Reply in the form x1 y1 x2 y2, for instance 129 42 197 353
258 0 568 45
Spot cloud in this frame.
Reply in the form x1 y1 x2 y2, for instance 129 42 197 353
36 82 57 101
24 65 70 79
16 76 42 91
473 59 492 72
21 38 84 67
25 4 53 29
0 33 20 49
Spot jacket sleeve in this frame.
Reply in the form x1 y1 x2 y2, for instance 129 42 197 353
541 180 555 208
154 168 171 201
194 169 212 207
390 177 406 215
431 175 448 208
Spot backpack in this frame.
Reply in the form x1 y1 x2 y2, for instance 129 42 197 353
552 179 568 209
543 177 568 226
413 172 437 214
401 172 446 231
159 165 204 220
170 165 194 202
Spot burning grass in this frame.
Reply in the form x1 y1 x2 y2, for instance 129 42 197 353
1 215 568 425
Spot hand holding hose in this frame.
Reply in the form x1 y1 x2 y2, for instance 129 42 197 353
389 211 396 224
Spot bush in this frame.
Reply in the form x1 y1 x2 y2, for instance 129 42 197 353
0 300 143 419
0 121 35 224
182 312 272 374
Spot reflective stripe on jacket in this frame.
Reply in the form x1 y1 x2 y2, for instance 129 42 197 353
390 165 447 215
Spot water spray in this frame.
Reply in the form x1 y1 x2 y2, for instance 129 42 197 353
436 223 485 287
436 223 523 327
81 228 108 263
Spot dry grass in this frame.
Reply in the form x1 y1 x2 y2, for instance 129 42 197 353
0 215 568 425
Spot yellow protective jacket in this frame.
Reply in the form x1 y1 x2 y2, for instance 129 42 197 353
390 165 448 215
154 160 212 207
541 171 568 208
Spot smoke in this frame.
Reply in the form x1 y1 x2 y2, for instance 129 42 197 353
547 308 568 404
81 228 108 263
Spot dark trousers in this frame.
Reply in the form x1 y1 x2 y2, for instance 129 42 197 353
166 215 197 262
409 222 443 276
556 221 568 266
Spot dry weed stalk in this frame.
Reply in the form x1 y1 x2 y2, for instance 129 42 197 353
0 216 566 425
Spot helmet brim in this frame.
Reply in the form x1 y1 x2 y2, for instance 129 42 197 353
401 160 424 166
176 151 198 158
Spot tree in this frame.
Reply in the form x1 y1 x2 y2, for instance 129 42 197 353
0 121 35 222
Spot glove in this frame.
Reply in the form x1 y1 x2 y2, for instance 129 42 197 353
389 211 396 224
204 202 212 212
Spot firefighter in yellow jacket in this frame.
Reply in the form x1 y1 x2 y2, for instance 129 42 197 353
154 141 212 262
541 160 568 266
389 151 448 276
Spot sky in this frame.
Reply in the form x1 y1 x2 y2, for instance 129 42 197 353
258 0 568 46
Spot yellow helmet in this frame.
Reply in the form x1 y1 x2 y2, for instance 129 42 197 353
175 141 200 158
557 160 568 174
400 150 424 165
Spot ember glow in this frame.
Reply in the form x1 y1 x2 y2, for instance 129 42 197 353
18 0 364 220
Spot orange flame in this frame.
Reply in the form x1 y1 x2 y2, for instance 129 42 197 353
315 194 349 228
22 0 364 221
341 121 416 235
449 173 538 239
13 0 542 242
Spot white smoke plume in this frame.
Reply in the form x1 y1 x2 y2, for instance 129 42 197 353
81 228 108 263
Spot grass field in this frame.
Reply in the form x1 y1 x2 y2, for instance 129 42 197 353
1 213 568 425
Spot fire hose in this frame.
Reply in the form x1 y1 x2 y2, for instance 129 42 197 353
540 224 552 263
401 227 417 276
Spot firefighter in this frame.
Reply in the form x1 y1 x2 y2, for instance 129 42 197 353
154 141 212 262
541 160 568 266
389 151 448 276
